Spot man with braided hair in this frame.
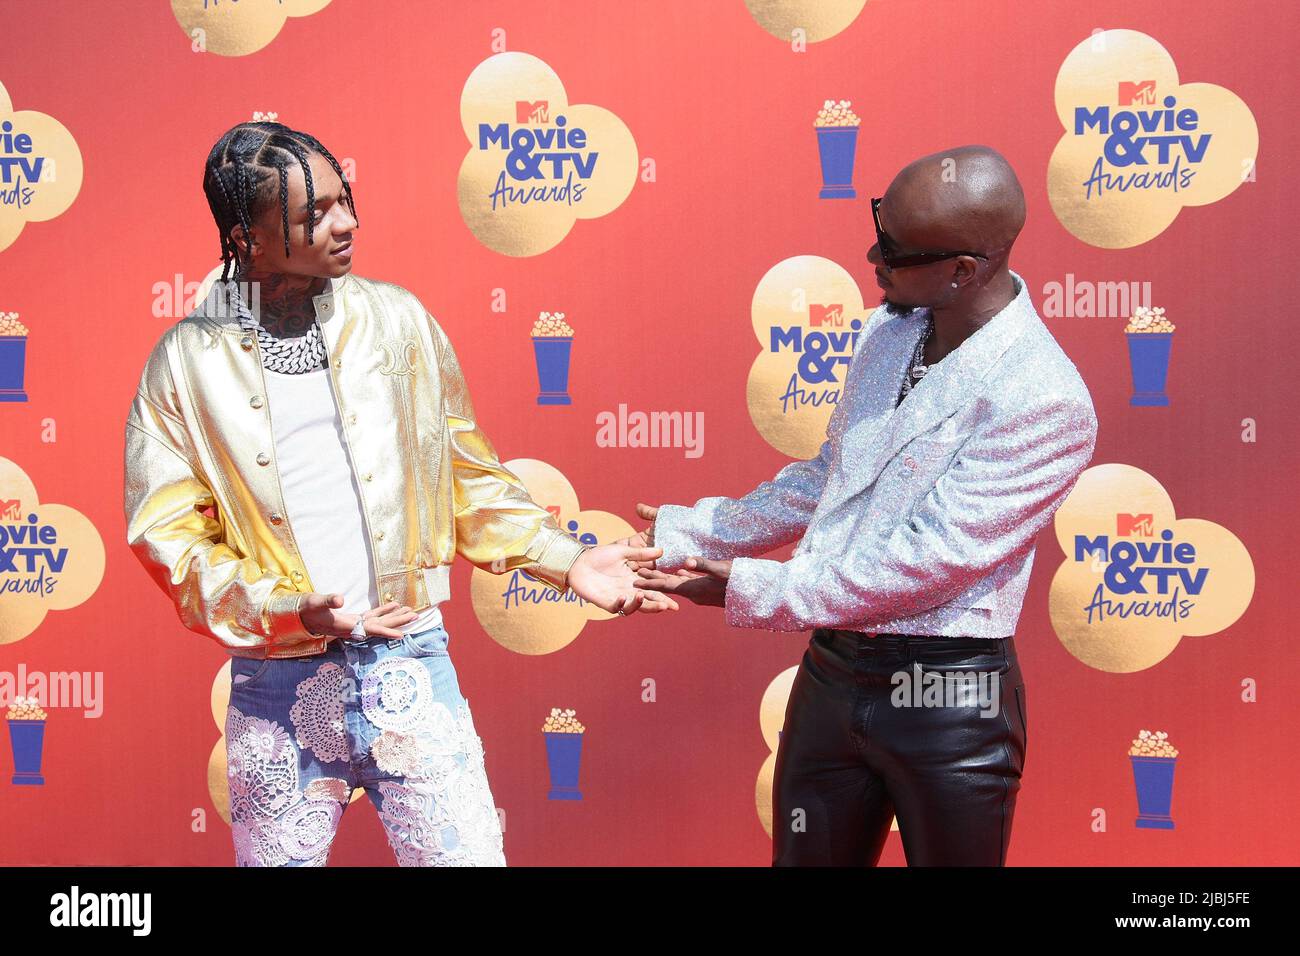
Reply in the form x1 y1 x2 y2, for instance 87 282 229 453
124 121 674 866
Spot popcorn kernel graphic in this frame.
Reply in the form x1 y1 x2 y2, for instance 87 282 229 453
1128 729 1178 758
1128 728 1180 829
542 708 586 800
531 311 575 338
6 695 47 721
541 708 585 734
814 99 861 127
1124 305 1175 334
6 693 48 785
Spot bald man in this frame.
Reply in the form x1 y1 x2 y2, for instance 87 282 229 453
631 146 1098 866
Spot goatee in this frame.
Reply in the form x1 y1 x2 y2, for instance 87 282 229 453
880 294 921 317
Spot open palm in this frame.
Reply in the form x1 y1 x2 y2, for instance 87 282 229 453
568 543 679 613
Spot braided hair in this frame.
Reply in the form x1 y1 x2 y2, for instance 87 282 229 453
202 122 357 282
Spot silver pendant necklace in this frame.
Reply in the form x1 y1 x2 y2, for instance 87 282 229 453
899 316 935 401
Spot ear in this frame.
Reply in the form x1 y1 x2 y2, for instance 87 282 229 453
230 225 260 264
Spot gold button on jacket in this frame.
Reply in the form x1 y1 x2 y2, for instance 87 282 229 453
124 273 587 659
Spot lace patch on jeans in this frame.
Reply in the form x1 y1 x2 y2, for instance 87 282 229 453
370 700 505 866
226 705 350 866
289 662 349 764
360 656 435 732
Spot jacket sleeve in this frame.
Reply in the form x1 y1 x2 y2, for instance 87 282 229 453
651 373 857 571
652 434 839 572
429 314 588 594
123 333 321 652
650 306 890 571
721 392 1099 632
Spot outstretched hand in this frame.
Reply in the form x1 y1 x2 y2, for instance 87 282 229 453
632 556 731 608
613 503 660 571
568 543 680 614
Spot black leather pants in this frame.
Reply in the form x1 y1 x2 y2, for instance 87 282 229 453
772 629 1027 866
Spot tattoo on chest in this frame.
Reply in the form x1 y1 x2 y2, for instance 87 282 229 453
258 301 317 338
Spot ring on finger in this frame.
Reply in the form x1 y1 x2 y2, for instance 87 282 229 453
349 611 369 640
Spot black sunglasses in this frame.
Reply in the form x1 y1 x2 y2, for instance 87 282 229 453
871 197 989 269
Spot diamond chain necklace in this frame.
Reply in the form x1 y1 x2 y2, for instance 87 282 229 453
230 275 328 374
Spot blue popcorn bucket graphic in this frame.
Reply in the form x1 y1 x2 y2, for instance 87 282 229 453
543 731 584 800
0 335 30 402
533 336 573 405
1130 755 1176 829
8 719 46 785
815 126 858 199
1125 331 1173 406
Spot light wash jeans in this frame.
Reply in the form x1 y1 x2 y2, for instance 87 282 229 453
224 623 506 866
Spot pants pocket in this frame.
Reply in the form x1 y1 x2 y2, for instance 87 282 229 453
1013 683 1028 769
401 626 451 658
230 655 273 689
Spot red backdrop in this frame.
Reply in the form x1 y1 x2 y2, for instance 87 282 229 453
0 0 1294 865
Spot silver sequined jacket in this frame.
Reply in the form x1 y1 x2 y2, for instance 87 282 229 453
653 270 1098 637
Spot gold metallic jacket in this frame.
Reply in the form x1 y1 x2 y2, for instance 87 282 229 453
124 272 587 659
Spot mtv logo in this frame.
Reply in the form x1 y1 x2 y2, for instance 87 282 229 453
0 499 20 520
1117 513 1154 537
1118 81 1156 106
516 100 549 124
809 304 844 327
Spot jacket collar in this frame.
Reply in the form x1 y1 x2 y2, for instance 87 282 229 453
824 269 1039 510
196 271 354 332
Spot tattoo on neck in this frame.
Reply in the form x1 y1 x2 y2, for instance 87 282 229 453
238 271 324 339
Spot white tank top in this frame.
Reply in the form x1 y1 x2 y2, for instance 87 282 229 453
263 366 443 634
